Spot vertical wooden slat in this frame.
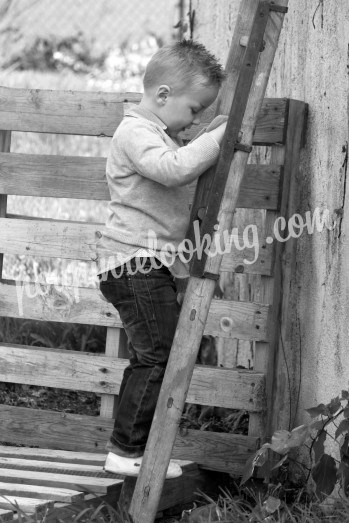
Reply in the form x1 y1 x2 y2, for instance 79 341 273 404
264 100 308 439
248 187 285 437
100 327 128 418
217 271 239 368
236 275 254 369
0 131 11 280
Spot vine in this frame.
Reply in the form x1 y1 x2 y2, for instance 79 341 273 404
242 389 349 500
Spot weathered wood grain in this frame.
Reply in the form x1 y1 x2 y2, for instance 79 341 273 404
0 217 100 260
0 152 281 210
247 211 279 438
0 214 273 275
0 405 114 453
0 446 105 466
0 496 54 514
0 457 103 474
265 101 308 438
0 279 117 326
0 152 109 199
172 430 259 474
0 344 265 410
0 482 84 502
0 87 139 137
0 87 286 143
0 469 121 495
0 280 269 339
0 406 258 475
100 327 128 418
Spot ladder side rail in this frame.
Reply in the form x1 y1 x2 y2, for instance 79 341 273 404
187 0 267 268
129 2 288 522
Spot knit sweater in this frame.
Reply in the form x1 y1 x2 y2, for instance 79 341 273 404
96 104 220 275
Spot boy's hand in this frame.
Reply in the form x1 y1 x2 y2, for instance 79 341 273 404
205 114 228 132
189 115 228 144
208 120 227 145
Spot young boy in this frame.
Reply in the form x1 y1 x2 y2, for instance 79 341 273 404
97 39 227 479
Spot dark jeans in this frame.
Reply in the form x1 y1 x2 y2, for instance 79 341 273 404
99 258 179 455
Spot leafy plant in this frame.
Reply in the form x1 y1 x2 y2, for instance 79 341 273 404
3 33 107 73
241 389 349 501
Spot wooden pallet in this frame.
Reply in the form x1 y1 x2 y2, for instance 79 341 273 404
0 446 121 518
0 80 306 516
0 446 198 521
0 446 198 519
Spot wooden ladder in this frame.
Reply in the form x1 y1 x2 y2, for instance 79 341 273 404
128 1 291 521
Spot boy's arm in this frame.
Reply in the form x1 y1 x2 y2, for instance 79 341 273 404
117 121 224 188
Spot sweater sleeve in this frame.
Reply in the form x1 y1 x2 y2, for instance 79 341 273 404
116 120 220 187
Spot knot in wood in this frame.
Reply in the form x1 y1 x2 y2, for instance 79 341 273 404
220 316 233 332
167 397 173 408
190 309 196 321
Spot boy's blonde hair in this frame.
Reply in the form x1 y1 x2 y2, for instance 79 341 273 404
143 39 226 93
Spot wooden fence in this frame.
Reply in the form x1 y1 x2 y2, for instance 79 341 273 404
0 86 307 479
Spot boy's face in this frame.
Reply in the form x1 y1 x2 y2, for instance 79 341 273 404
159 82 219 136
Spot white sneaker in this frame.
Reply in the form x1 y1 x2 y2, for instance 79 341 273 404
104 452 182 479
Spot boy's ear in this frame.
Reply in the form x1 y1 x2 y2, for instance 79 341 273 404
156 85 171 105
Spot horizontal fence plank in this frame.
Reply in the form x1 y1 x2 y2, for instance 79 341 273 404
182 97 287 145
0 280 269 340
0 152 108 199
0 152 282 211
0 344 265 410
189 164 282 211
0 446 253 478
164 429 259 475
0 87 139 137
0 405 113 453
0 496 54 514
0 456 103 474
0 215 273 276
207 300 268 340
0 217 100 260
0 446 105 466
0 406 258 474
0 482 84 503
0 87 287 143
0 468 121 495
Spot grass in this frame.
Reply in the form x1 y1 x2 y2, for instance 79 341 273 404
3 488 349 523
